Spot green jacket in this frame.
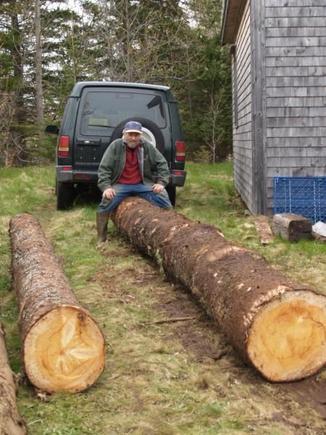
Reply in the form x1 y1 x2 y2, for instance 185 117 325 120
97 138 170 192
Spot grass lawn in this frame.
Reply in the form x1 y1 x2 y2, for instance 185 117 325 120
0 162 326 434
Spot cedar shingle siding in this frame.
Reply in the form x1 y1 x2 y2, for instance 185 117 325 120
222 0 326 215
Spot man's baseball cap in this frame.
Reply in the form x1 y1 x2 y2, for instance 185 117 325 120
123 121 142 134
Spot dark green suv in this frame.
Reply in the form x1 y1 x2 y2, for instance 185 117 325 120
46 81 186 209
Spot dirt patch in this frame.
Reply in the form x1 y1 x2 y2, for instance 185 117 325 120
154 285 233 362
281 375 326 419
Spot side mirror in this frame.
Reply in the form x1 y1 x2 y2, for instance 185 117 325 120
45 125 59 134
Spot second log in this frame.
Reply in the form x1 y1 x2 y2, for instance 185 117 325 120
9 214 105 393
113 198 326 382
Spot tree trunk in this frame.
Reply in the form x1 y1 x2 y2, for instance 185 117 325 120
0 324 27 434
9 214 105 393
113 198 326 382
34 0 44 131
10 6 27 165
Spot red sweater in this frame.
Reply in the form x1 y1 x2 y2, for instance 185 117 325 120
117 145 142 184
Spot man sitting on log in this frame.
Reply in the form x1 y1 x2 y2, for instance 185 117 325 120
96 120 172 242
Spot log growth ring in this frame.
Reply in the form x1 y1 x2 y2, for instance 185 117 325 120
24 306 105 393
248 291 326 382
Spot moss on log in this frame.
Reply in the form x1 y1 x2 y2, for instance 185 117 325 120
9 214 105 393
113 198 326 382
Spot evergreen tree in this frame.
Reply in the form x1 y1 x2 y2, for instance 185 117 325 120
181 0 232 161
0 0 232 165
0 0 28 165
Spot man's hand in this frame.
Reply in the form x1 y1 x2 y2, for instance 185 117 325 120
152 183 164 194
103 187 116 200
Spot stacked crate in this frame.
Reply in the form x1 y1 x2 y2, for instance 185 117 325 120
273 177 326 224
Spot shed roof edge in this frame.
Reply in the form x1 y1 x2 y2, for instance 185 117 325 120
221 0 248 45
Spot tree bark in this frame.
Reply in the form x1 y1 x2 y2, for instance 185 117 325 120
34 0 44 131
9 214 105 393
9 6 26 166
0 324 26 435
113 198 326 382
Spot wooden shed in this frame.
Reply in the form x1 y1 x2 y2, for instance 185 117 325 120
221 0 326 217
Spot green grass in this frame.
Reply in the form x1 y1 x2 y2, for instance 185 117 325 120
0 162 326 434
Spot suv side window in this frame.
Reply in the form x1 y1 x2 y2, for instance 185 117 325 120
60 97 78 134
77 89 167 137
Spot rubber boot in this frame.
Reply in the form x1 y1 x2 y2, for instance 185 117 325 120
96 212 110 242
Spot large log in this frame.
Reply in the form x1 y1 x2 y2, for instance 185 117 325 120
113 198 326 382
0 324 26 434
9 214 105 393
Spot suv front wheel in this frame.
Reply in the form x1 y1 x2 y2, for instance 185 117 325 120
56 181 76 210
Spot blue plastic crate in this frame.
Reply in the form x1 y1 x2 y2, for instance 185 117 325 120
273 177 326 223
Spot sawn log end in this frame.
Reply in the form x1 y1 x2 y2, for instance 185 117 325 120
247 291 326 382
24 305 105 393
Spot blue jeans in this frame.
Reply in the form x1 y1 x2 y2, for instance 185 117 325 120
98 183 172 213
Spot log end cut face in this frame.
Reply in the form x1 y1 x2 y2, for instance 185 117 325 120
24 306 105 393
248 291 326 382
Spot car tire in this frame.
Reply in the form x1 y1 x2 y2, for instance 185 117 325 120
166 185 176 207
110 117 165 153
56 181 76 210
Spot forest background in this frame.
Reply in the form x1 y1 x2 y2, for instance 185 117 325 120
0 0 232 167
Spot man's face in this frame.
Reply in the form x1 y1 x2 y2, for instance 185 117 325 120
123 131 142 148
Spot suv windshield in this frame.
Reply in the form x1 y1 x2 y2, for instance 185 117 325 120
79 89 166 136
